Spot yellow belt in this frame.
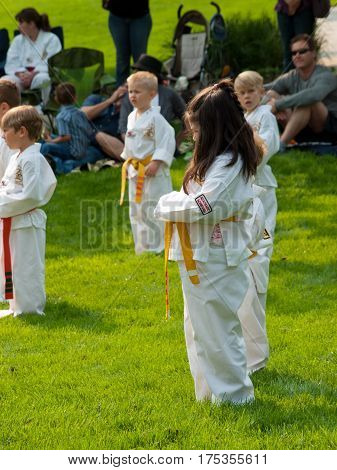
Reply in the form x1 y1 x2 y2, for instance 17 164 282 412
120 154 153 206
164 216 238 319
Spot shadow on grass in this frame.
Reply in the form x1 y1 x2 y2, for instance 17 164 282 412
208 368 336 432
15 298 118 334
250 369 337 430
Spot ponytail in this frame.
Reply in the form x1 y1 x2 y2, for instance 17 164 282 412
40 13 51 31
15 8 51 31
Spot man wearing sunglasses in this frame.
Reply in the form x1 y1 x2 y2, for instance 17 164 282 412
265 33 337 150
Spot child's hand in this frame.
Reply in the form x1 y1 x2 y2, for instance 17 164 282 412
145 160 161 177
43 130 51 141
267 98 277 115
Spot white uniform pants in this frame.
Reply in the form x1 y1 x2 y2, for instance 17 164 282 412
237 269 269 372
178 246 254 404
259 186 277 239
0 225 46 315
129 173 172 254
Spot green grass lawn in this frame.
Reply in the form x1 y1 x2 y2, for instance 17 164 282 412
0 152 336 450
0 0 336 451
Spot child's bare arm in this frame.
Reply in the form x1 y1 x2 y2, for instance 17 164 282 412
145 160 162 177
45 134 71 143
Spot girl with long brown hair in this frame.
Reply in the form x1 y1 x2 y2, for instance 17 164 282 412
154 79 263 404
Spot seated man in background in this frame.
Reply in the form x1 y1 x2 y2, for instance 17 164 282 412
118 54 186 149
81 84 127 137
265 34 337 150
41 82 123 173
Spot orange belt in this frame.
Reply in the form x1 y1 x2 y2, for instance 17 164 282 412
164 216 238 319
120 154 153 205
2 217 13 300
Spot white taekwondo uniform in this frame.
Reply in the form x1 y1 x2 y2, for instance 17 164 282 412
121 106 175 254
0 136 15 181
245 104 280 237
245 104 280 311
155 152 255 404
238 186 272 373
0 144 56 316
4 30 62 104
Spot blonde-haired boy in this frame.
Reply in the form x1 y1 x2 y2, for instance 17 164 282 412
0 105 56 318
234 71 280 237
121 71 175 254
234 71 280 371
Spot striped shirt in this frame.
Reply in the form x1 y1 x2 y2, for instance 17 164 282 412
56 105 94 158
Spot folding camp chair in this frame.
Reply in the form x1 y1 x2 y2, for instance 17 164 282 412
0 29 10 77
48 47 108 104
43 47 114 131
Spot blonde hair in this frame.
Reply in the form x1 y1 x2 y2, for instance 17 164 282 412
234 71 264 92
1 105 43 141
127 71 158 92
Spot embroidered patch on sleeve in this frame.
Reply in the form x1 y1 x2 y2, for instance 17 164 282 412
195 194 212 215
263 228 271 239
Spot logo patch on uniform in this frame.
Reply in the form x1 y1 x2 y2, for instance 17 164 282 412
195 194 212 215
143 123 155 139
263 228 271 239
15 166 23 186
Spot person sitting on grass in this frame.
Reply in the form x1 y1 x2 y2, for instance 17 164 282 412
265 34 337 150
40 82 123 173
0 105 56 318
81 84 128 138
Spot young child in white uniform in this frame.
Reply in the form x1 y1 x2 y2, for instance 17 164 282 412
234 71 280 237
120 72 175 254
154 80 264 404
235 71 280 315
0 106 57 318
238 186 272 373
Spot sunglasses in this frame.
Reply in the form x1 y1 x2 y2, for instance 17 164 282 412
291 48 311 56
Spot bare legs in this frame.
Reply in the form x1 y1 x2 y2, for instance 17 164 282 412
95 132 124 161
266 90 328 144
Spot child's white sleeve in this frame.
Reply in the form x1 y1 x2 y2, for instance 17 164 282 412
258 112 280 165
120 113 132 161
154 162 252 224
152 115 175 167
0 160 56 218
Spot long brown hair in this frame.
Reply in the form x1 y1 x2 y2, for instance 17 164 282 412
15 8 51 31
183 79 262 193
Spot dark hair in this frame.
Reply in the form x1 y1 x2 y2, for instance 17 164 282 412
183 79 262 193
55 82 76 105
0 80 20 108
1 105 43 141
290 33 316 51
15 8 51 31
